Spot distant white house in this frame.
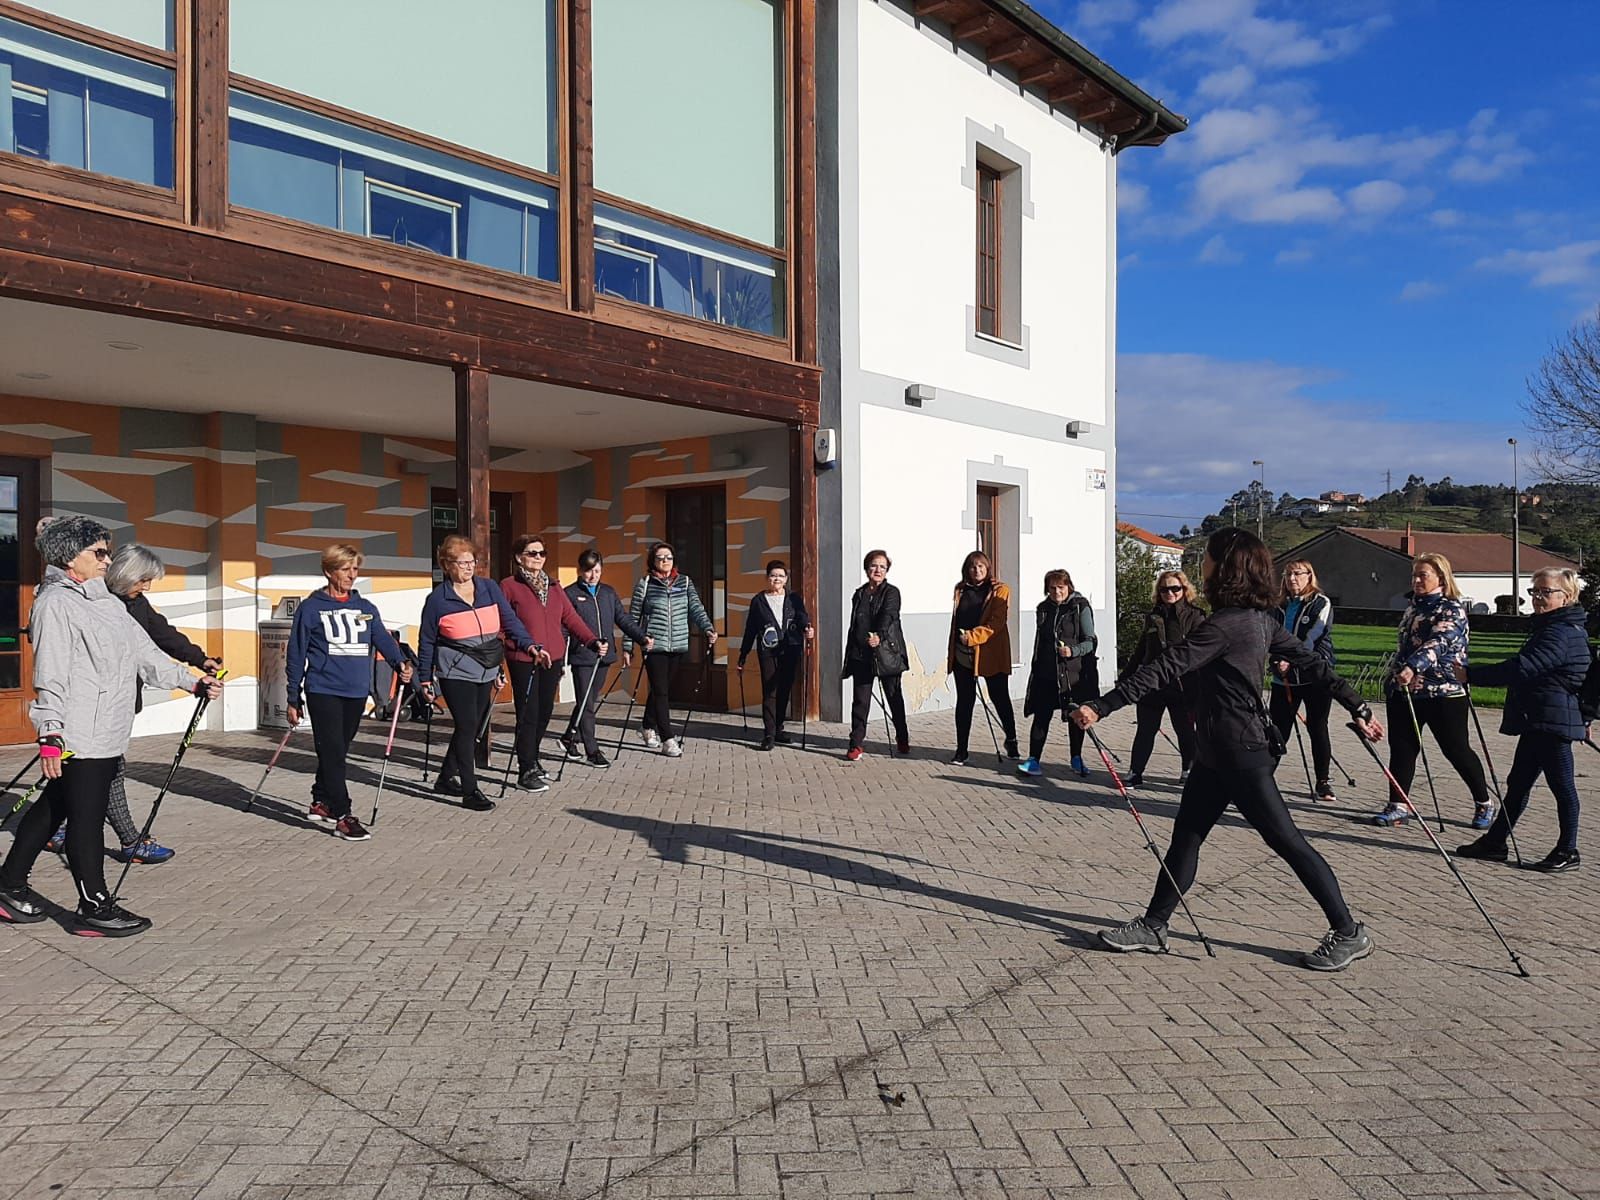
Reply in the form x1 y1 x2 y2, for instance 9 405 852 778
1117 521 1185 572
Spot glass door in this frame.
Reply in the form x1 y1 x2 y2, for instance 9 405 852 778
0 458 40 744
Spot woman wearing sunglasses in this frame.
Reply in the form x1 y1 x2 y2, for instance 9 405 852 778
1270 560 1338 801
1121 570 1205 786
1455 568 1593 872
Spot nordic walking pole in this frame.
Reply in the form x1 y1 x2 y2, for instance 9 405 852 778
800 639 811 751
370 675 410 825
0 752 42 800
113 671 226 900
737 662 750 738
614 654 650 757
1400 687 1446 831
1347 721 1530 977
5 753 70 820
974 684 1004 765
1285 682 1316 799
1071 706 1215 957
245 725 295 812
1466 692 1522 867
875 680 893 747
556 660 602 783
1157 726 1182 757
677 653 711 750
499 664 541 798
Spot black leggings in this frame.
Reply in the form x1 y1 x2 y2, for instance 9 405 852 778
1383 691 1490 811
439 678 493 794
2 755 122 905
1028 706 1085 762
564 661 610 756
952 665 1016 754
508 658 561 771
1488 732 1581 852
758 650 798 738
850 673 908 750
642 652 679 741
307 691 365 818
1146 761 1353 934
1270 683 1334 784
1128 692 1194 776
49 758 140 848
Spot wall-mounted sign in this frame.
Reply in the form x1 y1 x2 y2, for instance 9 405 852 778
1086 468 1107 492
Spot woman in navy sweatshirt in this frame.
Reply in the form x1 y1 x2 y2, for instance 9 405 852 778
286 544 412 841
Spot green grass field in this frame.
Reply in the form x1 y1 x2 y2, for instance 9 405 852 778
1331 624 1527 707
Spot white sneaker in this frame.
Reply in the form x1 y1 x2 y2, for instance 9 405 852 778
662 737 683 758
642 728 662 749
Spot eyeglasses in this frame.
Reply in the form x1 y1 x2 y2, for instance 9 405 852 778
90 547 111 561
521 550 546 559
1287 570 1311 577
867 563 887 571
1527 587 1562 598
450 558 476 567
1160 585 1184 595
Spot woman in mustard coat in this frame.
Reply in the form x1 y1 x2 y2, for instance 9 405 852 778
948 550 1018 764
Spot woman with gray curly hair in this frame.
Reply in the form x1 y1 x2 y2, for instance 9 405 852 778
41 543 221 866
0 518 220 938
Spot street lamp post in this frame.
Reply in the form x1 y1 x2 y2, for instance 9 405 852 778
1252 459 1265 542
1509 438 1520 613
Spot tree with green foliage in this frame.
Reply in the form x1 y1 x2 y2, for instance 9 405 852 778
1115 532 1158 672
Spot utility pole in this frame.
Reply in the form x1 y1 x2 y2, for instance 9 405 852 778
1385 469 1392 496
1252 459 1265 542
1509 438 1520 613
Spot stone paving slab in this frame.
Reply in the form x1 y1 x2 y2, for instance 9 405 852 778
1 700 1597 1199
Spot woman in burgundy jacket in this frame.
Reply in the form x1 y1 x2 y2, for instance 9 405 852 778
501 534 601 792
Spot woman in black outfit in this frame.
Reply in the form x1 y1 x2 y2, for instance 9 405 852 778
737 560 814 750
1123 569 1205 786
561 549 652 768
843 549 910 760
1074 528 1384 972
1270 559 1338 801
1017 569 1097 778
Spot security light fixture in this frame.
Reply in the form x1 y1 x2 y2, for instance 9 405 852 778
905 384 936 408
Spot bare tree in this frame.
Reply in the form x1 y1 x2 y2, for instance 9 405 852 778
1524 305 1600 482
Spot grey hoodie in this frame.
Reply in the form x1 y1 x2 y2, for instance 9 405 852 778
29 566 199 758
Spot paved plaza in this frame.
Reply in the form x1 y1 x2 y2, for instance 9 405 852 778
2 700 1598 1200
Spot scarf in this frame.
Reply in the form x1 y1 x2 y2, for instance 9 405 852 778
515 562 550 603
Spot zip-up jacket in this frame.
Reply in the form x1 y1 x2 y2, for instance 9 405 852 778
28 566 200 758
287 588 406 705
625 573 713 655
501 575 597 667
843 582 906 679
121 590 209 714
948 581 1013 677
565 581 650 668
1467 603 1591 739
1024 593 1097 715
417 577 536 685
738 592 810 662
1271 592 1334 688
1388 592 1469 699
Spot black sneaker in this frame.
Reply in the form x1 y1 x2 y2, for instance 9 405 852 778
530 765 551 783
517 769 550 794
72 900 152 938
433 775 464 797
0 882 48 925
586 751 610 768
1004 739 1020 760
949 751 969 766
1532 848 1581 873
1302 924 1373 972
1455 837 1509 862
757 738 774 752
1314 780 1337 803
1098 916 1168 954
560 739 584 762
774 731 793 745
463 791 496 812
334 815 372 842
1124 772 1144 789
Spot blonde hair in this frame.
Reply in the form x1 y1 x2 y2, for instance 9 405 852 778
1412 553 1460 599
1280 559 1321 600
321 543 363 574
1153 570 1197 605
1533 567 1581 603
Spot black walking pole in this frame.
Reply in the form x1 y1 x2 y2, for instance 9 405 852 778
112 673 224 900
1466 693 1522 867
1348 722 1530 977
1400 688 1446 831
556 661 602 783
1070 706 1215 957
5 753 70 821
1284 683 1316 800
737 662 750 739
614 654 650 757
973 684 1004 766
800 640 811 752
0 752 42 801
874 679 893 747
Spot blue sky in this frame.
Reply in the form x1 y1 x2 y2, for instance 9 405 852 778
1036 0 1600 532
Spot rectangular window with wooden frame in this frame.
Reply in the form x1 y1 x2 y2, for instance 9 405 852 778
976 484 1000 579
975 163 1002 339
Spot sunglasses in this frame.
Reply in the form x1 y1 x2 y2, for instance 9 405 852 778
91 547 112 561
522 550 547 558
1160 585 1183 594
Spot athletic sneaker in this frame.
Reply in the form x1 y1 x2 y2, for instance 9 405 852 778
529 765 551 783
846 747 864 762
1004 739 1020 760
1017 757 1043 777
948 751 969 766
1371 805 1408 827
72 899 151 938
1098 916 1168 954
775 731 794 745
1314 779 1337 803
586 751 611 768
114 838 174 865
662 738 683 758
1301 924 1373 972
334 815 372 842
0 882 48 924
308 800 338 828
518 769 550 794
1532 848 1581 873
1069 756 1090 778
642 729 663 750
560 739 584 762
1471 804 1496 831
1455 836 1509 862
45 827 65 855
1123 772 1143 788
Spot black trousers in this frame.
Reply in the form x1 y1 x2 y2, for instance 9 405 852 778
1028 706 1085 762
850 673 908 750
439 678 493 794
1383 691 1490 810
1488 732 1582 852
952 665 1017 754
642 651 679 740
1146 761 1353 933
306 691 365 818
564 661 610 756
2 755 122 904
758 649 798 738
508 658 562 771
49 757 140 848
1269 683 1334 784
1128 692 1194 776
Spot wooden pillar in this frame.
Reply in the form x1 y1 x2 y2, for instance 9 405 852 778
454 366 490 572
191 0 228 229
791 423 819 717
567 0 595 312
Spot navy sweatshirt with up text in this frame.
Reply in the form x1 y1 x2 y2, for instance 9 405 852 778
286 588 406 706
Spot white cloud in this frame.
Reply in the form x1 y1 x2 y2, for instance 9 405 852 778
1119 180 1151 214
1478 241 1600 291
1274 242 1314 265
1429 208 1468 228
1195 65 1256 102
1071 0 1140 33
1138 0 1388 70
1346 179 1408 216
1449 109 1534 183
1398 280 1444 302
1196 234 1243 264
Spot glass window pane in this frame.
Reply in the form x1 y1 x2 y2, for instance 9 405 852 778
0 477 15 510
230 1 557 174
0 514 15 582
229 91 558 282
16 1 172 50
1 17 174 187
0 584 16 634
593 0 783 247
0 655 19 690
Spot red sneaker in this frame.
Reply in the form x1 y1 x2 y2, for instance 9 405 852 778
334 815 372 842
308 800 337 828
845 747 864 762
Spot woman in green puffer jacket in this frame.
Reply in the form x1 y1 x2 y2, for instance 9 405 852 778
626 542 716 757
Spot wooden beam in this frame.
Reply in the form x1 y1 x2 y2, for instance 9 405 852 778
190 0 227 228
1017 59 1065 86
567 0 595 313
1077 97 1121 124
454 366 491 571
792 0 818 366
987 35 1034 65
913 0 969 19
1103 112 1148 135
1048 76 1094 106
951 12 1000 41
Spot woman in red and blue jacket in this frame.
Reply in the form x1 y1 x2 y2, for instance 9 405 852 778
417 535 538 811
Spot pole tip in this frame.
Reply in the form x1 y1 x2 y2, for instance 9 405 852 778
1202 939 1217 957
1517 962 1532 978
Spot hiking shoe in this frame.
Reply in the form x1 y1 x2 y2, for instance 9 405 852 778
1455 836 1508 862
308 800 338 827
1472 804 1496 831
1372 806 1408 827
518 769 550 793
72 900 151 938
560 739 584 762
1004 739 1020 760
1070 756 1090 778
642 728 663 749
948 751 969 766
1302 924 1373 972
115 838 174 865
846 747 864 762
1532 848 1581 873
1098 916 1168 954
1124 772 1144 788
433 776 464 797
463 791 496 812
1314 780 1337 803
662 738 683 758
334 815 372 842
1017 757 1043 777
0 882 48 925
45 827 66 855
586 751 610 768
775 731 793 745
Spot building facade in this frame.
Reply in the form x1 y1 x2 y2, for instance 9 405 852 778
0 0 1179 741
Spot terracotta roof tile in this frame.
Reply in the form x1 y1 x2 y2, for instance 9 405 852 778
1117 521 1185 551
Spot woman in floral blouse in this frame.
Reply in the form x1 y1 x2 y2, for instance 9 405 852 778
1372 553 1495 830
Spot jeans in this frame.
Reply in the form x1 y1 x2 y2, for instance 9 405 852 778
1487 731 1581 852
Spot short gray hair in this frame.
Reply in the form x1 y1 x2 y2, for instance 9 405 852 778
1533 567 1581 603
106 543 167 596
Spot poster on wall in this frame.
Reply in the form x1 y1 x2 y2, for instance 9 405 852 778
1086 468 1107 492
258 619 300 730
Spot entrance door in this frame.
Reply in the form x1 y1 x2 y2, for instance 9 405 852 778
664 487 727 709
430 488 516 581
0 458 40 744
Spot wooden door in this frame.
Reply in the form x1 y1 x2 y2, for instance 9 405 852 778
0 458 40 744
664 487 727 709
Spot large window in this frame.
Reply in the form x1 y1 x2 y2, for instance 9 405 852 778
975 164 1002 339
0 15 174 188
229 91 558 280
13 1 172 49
